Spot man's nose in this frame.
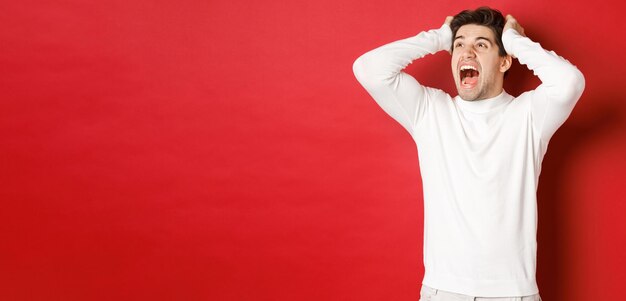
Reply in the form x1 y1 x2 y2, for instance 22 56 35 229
461 47 476 59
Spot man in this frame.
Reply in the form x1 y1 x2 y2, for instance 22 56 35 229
352 7 584 301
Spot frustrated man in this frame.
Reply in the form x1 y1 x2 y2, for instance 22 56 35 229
352 7 584 300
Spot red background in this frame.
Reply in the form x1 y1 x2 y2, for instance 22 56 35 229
1 0 625 300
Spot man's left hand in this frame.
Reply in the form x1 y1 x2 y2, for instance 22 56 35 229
503 14 526 37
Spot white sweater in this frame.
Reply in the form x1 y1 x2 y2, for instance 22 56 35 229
352 24 585 297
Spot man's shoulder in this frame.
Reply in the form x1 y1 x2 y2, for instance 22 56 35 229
508 90 535 107
422 86 454 102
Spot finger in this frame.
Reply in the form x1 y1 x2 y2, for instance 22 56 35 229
444 16 453 25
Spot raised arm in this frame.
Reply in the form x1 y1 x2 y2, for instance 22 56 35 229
352 18 453 136
502 15 585 144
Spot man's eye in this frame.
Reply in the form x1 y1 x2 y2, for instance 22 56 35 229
455 43 463 48
478 43 487 48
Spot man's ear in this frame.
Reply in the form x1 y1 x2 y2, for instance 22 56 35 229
500 55 512 73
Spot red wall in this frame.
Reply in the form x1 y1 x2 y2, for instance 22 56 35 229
2 0 625 300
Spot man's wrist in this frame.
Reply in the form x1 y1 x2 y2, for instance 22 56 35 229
435 23 452 52
502 28 522 57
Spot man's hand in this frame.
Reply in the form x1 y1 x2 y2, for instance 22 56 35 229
444 16 453 54
503 15 525 58
503 14 525 37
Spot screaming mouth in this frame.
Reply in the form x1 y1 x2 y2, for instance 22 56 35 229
460 65 480 86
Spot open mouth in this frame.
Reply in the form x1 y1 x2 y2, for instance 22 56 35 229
459 65 480 88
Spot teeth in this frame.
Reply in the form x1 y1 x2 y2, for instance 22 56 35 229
460 65 477 71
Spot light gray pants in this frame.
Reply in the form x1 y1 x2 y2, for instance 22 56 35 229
419 284 542 301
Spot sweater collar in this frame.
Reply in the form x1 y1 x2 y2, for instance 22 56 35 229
455 90 512 113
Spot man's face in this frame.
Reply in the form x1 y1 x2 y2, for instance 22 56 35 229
451 24 511 101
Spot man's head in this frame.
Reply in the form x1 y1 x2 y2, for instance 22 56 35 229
450 7 512 101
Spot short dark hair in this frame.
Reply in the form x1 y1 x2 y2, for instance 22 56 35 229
450 7 507 57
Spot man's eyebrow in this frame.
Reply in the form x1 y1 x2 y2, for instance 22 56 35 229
453 36 494 44
476 37 493 44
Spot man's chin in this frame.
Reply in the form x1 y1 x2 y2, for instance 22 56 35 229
459 96 479 101
457 90 480 101
456 82 480 101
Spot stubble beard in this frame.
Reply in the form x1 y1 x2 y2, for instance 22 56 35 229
457 77 498 101
457 82 486 101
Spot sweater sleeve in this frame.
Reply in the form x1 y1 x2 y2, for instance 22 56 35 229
502 29 585 144
352 24 452 136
